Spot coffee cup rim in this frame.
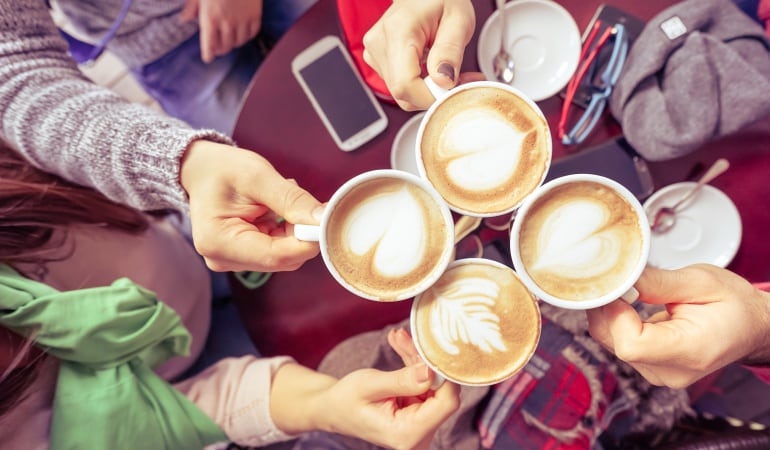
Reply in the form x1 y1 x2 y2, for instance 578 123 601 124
415 81 553 218
410 257 542 386
509 173 651 310
319 169 456 302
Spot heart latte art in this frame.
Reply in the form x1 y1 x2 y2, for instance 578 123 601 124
518 181 644 301
411 261 540 385
420 86 550 215
325 177 451 301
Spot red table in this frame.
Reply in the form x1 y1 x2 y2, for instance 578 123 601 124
231 0 770 368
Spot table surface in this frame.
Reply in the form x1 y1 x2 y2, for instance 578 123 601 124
231 0 770 368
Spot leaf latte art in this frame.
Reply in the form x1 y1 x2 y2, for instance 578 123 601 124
429 277 507 356
325 177 451 301
412 261 541 385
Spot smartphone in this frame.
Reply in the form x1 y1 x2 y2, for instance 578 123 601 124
545 137 654 200
565 4 646 109
292 36 388 151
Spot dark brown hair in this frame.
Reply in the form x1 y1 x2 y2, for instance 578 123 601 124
0 139 149 416
0 143 149 265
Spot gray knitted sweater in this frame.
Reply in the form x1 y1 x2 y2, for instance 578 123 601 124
0 0 234 213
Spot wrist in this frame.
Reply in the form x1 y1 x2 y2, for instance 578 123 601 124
269 363 338 435
740 288 770 366
180 140 221 196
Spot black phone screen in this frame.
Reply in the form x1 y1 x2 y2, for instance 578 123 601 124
298 46 383 142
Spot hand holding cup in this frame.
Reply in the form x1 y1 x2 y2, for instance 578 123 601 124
410 258 541 386
510 174 651 309
294 169 455 302
416 78 552 218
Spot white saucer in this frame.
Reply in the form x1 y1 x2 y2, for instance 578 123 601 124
643 183 742 270
477 0 580 102
390 112 424 176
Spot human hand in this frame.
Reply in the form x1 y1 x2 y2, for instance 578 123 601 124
319 360 460 449
363 0 484 111
388 327 423 367
179 140 322 272
586 264 770 389
269 330 459 449
179 0 263 63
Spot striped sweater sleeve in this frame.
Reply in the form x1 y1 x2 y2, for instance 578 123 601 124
0 0 234 213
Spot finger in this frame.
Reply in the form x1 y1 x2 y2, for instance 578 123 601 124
201 227 319 272
411 378 461 424
360 364 435 401
382 41 433 110
248 171 324 227
636 265 723 306
235 22 254 48
179 0 199 22
425 0 476 90
586 306 615 352
387 328 422 366
248 21 262 41
218 23 236 57
361 46 381 76
601 299 691 366
200 22 219 63
363 19 433 110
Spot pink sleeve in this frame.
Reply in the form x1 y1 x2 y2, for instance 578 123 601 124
760 0 770 37
173 355 297 447
744 364 770 385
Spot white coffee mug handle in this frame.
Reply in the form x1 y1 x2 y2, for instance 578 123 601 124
430 371 446 390
424 76 449 101
620 286 639 304
293 224 321 242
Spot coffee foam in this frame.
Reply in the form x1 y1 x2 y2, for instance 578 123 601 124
326 178 450 301
441 109 525 191
420 86 550 215
413 262 540 385
518 181 643 301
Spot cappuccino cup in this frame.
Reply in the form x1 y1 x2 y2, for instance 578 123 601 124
294 169 455 302
510 174 651 310
416 78 552 218
410 258 541 386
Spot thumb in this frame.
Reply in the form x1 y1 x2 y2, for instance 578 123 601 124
636 265 722 306
425 0 475 89
361 363 434 401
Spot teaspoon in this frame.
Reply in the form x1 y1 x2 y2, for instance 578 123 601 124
650 158 730 234
493 0 515 84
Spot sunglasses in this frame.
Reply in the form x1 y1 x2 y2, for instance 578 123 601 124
559 21 629 146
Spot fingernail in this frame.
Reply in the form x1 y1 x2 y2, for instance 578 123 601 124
437 62 455 82
312 205 325 222
414 363 431 383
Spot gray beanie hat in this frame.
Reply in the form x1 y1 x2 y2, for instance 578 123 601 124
609 0 770 161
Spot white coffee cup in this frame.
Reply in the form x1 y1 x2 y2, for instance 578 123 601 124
509 174 650 310
294 169 455 302
415 78 552 218
410 257 541 386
